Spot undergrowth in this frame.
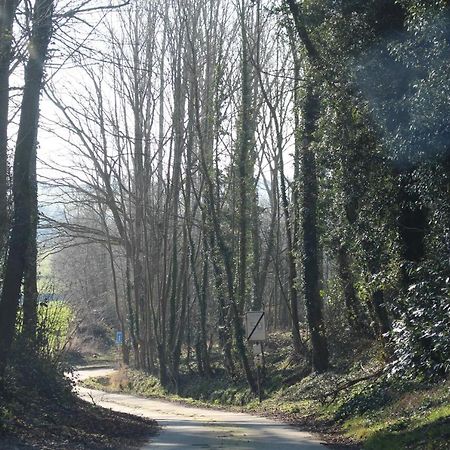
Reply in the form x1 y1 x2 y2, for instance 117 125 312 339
0 340 157 449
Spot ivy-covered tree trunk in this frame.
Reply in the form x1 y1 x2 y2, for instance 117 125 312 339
22 154 38 343
189 223 212 376
0 0 20 264
210 253 235 377
301 84 329 373
360 237 392 339
337 245 368 335
290 32 308 357
234 0 257 394
0 0 54 382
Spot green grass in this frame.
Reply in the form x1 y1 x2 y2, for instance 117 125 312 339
341 382 450 449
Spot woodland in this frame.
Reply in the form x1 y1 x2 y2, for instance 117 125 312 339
0 0 449 447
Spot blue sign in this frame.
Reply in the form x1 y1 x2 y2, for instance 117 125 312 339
115 331 123 344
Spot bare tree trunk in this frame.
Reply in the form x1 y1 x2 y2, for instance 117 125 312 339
188 4 236 381
199 235 211 374
101 203 129 365
125 253 139 364
0 0 54 382
157 1 167 197
166 31 186 387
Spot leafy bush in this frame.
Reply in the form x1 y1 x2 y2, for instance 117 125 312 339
3 300 75 400
36 301 73 355
16 300 73 356
390 266 450 380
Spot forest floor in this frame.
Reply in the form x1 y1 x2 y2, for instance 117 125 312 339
82 333 450 450
0 363 158 449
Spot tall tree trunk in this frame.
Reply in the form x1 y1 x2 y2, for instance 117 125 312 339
301 84 329 373
199 238 211 374
170 74 194 387
22 154 38 343
232 0 258 394
286 1 329 372
167 36 185 382
131 4 145 370
0 0 54 382
236 0 253 314
0 0 20 264
188 215 212 376
101 204 129 365
157 0 167 197
290 31 308 357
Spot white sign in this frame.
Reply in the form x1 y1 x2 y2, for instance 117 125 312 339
245 311 266 342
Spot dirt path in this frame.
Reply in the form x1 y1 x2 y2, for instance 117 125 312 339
75 368 325 450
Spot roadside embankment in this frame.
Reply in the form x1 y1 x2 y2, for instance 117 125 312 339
82 338 450 450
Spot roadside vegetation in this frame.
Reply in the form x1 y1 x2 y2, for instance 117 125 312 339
83 334 450 450
1 303 158 449
0 356 157 449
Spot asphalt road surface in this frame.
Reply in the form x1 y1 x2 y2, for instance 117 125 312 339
75 368 325 450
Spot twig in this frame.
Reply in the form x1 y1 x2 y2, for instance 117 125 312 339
88 391 97 406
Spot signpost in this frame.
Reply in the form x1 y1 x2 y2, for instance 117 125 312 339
252 342 262 356
245 311 266 342
115 331 123 369
245 311 266 402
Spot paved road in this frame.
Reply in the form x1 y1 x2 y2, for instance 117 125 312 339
75 368 325 450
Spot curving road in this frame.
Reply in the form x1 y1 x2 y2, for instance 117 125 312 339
75 368 325 450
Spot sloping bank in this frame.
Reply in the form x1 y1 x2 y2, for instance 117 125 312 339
82 362 449 450
0 358 158 450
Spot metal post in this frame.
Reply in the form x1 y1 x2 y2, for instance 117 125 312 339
257 364 262 403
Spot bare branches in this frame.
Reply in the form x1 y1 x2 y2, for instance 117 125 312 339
58 0 131 19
